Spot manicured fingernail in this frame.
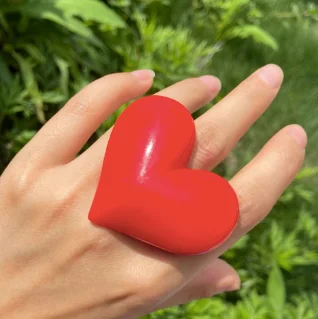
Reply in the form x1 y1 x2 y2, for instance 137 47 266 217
131 69 155 80
199 75 222 92
287 125 307 148
216 276 241 294
222 280 241 292
258 64 284 89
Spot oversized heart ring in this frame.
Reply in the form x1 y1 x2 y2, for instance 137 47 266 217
88 95 239 255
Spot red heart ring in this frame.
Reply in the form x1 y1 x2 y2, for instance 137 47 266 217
88 95 239 255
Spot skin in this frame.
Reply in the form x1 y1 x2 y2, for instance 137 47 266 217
0 64 306 319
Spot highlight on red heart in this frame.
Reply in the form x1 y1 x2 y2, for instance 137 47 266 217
88 95 239 255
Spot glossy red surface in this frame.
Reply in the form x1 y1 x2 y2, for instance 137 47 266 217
88 95 239 255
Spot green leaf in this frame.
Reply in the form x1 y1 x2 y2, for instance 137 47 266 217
0 53 12 84
54 57 70 97
295 166 318 179
0 0 125 45
28 10 100 45
267 263 286 317
0 12 9 32
10 50 36 91
218 0 250 33
10 50 45 123
1 0 125 27
53 0 126 28
41 91 66 104
226 25 279 50
18 44 46 64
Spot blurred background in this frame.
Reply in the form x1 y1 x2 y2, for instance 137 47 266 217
0 0 318 317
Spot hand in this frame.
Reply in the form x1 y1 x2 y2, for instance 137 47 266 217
0 65 305 319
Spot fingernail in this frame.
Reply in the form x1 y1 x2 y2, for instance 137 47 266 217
216 276 241 293
258 64 284 89
199 75 222 92
222 281 241 292
287 125 307 148
131 69 155 80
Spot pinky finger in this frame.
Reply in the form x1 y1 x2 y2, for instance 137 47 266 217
171 125 306 278
202 124 307 261
151 259 240 312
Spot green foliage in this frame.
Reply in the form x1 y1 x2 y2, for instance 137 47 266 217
142 291 318 319
280 167 318 204
0 0 318 317
193 0 278 49
0 0 125 41
267 263 286 316
0 0 124 165
225 25 278 50
116 13 219 90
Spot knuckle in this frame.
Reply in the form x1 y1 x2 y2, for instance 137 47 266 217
5 165 38 203
67 97 93 117
85 229 117 254
234 183 255 215
129 272 160 299
195 123 227 168
49 182 78 215
121 276 158 311
39 169 82 219
233 182 265 229
64 73 133 119
182 78 211 100
50 187 74 209
50 97 93 141
124 265 176 309
183 78 204 90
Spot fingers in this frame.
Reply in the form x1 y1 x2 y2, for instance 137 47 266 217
73 75 222 182
190 64 284 170
22 70 155 167
124 125 305 315
157 124 306 294
153 259 240 311
186 124 306 270
155 76 221 113
221 124 306 246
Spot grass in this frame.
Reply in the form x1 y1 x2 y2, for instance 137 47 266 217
212 22 318 169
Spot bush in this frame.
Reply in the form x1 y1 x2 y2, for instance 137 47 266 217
0 0 318 317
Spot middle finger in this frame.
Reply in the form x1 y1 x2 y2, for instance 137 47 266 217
190 64 284 170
